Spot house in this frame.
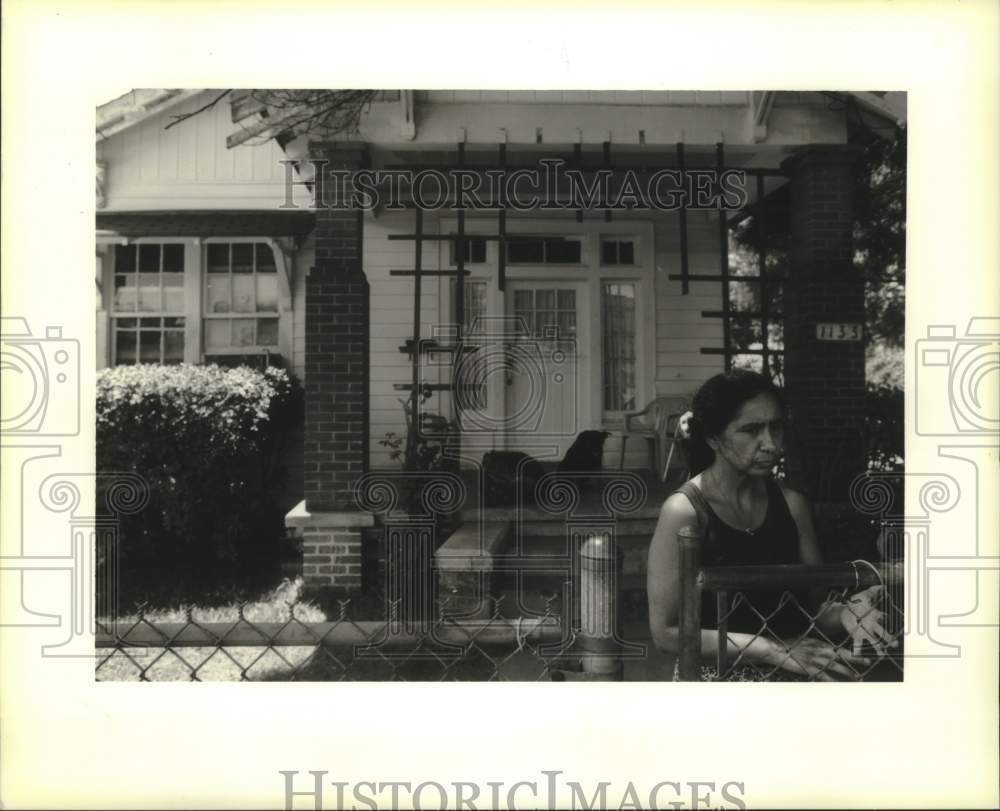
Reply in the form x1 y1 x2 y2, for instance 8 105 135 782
96 89 906 591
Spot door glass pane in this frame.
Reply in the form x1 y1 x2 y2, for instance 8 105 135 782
231 275 255 313
255 274 279 312
205 320 230 350
557 289 575 309
535 290 555 310
602 283 637 411
557 310 576 337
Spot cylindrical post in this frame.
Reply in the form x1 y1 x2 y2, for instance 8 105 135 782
677 525 703 681
579 532 624 680
716 591 729 677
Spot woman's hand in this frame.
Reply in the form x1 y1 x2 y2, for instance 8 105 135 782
839 585 898 657
760 637 871 681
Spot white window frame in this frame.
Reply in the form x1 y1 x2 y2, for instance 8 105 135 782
201 237 285 360
98 235 293 368
438 217 655 431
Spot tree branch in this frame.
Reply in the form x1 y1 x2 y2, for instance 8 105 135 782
164 90 232 131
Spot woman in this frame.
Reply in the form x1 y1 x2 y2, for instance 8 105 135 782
647 370 893 681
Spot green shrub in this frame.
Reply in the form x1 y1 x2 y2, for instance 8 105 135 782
97 364 302 595
865 384 904 472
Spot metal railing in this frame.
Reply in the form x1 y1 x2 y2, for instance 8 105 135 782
676 526 905 682
95 535 627 682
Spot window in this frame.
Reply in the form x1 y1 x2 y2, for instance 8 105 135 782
601 237 636 266
105 238 288 367
507 236 582 264
449 236 487 265
451 279 488 333
112 243 186 364
203 242 280 353
512 288 577 339
602 283 637 411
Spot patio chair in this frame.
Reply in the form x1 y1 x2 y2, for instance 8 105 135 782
617 396 689 482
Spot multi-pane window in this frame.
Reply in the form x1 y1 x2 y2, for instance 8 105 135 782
112 243 186 364
601 238 636 266
204 242 280 352
512 288 577 339
602 283 637 411
507 236 582 264
451 279 488 333
449 236 487 265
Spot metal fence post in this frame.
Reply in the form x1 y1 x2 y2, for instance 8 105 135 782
579 532 624 681
677 525 703 681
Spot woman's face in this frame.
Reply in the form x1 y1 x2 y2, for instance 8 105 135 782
707 393 784 476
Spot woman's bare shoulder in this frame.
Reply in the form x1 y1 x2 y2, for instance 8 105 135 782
776 481 811 513
659 490 699 522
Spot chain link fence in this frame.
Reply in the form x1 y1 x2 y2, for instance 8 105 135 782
96 535 628 682
676 526 905 682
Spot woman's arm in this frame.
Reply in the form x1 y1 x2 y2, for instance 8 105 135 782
780 485 848 638
782 484 895 655
647 492 863 679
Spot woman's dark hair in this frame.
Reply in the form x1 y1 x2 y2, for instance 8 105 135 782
682 369 785 474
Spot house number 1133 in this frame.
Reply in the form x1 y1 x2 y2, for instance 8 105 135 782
816 323 863 341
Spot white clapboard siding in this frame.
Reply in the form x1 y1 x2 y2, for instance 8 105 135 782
365 211 451 468
652 211 724 399
97 91 311 211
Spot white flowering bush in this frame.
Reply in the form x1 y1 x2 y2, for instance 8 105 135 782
97 364 302 582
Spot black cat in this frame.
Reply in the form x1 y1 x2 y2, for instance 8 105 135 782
557 430 611 473
482 450 546 508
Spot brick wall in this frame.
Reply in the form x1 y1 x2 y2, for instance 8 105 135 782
303 144 370 514
293 143 373 591
781 145 866 504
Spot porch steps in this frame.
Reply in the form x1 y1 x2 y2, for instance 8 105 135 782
435 516 656 621
434 521 513 618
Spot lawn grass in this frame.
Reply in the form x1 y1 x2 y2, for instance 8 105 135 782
96 578 328 681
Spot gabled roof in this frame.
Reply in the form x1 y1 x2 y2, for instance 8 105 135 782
96 89 906 145
96 89 207 140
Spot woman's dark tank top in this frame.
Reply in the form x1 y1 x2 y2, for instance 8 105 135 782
675 478 811 637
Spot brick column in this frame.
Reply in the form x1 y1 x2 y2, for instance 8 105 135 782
286 142 372 591
780 145 865 506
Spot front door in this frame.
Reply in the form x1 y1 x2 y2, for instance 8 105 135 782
502 280 589 460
